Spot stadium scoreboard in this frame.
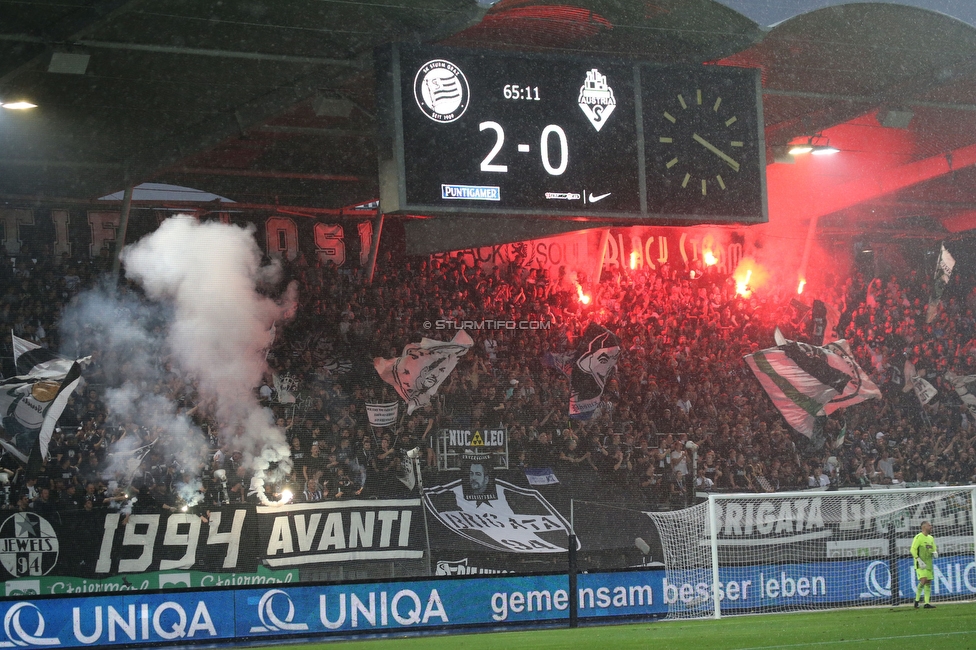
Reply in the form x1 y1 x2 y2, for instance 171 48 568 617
376 44 767 225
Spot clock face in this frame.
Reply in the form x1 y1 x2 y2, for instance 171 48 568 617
642 67 766 221
658 88 745 196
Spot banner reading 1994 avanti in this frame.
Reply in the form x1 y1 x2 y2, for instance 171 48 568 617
0 499 423 596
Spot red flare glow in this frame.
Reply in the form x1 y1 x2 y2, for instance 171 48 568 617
797 279 806 295
736 270 752 298
629 251 638 270
575 282 591 305
703 250 717 266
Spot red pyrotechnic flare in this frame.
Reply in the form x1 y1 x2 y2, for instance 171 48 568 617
735 270 752 298
629 251 638 270
797 279 806 295
703 250 717 267
731 258 767 298
575 282 591 305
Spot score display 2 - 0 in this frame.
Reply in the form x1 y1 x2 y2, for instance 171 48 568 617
376 44 767 225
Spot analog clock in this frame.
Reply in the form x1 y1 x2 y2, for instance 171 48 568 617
658 87 745 196
642 67 766 221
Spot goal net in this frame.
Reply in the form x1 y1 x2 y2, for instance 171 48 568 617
647 486 976 619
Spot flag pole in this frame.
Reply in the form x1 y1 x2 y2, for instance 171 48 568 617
413 454 433 577
111 185 134 279
592 228 610 286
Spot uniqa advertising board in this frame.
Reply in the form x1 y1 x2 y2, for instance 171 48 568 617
1 557 975 646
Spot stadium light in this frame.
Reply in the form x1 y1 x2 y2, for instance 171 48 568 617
1 101 37 110
789 134 839 156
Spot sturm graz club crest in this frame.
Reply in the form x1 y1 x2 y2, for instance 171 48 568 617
0 512 59 577
414 59 470 123
578 68 616 132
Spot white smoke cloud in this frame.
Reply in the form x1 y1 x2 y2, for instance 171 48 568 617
59 281 195 484
63 215 297 505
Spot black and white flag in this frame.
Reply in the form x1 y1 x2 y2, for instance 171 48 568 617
946 371 976 420
904 359 937 406
926 243 956 323
569 323 620 418
374 330 473 415
12 333 80 379
0 337 84 475
744 329 881 439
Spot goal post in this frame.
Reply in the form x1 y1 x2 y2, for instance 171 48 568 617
646 486 976 620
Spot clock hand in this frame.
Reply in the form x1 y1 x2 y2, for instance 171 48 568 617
692 133 740 172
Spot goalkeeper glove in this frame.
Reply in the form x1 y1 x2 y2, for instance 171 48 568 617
917 559 927 569
932 551 938 558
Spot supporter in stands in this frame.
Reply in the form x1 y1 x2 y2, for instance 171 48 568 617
301 477 325 502
3 235 976 512
58 483 81 511
31 487 59 520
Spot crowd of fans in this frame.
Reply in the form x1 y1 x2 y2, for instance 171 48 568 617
3 233 976 522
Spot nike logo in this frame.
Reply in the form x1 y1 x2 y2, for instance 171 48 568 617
588 192 611 203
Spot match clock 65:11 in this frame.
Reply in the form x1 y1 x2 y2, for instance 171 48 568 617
376 44 766 225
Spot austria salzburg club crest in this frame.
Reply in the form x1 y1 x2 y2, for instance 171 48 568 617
578 69 616 132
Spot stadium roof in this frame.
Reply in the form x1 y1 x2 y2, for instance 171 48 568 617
2 1 976 243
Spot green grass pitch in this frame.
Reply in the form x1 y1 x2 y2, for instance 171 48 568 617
250 601 976 650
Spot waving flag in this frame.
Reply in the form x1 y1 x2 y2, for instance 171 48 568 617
745 330 880 438
12 333 80 379
0 337 84 475
570 323 620 418
926 243 956 323
542 351 574 378
904 359 937 405
272 372 297 404
946 371 976 420
809 300 828 345
374 330 473 414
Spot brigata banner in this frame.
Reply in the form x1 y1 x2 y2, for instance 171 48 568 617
424 479 576 553
704 495 973 562
0 500 423 595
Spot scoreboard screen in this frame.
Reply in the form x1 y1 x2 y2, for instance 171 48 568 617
376 44 766 224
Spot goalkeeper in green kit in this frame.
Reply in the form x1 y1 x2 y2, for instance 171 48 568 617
912 520 938 609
